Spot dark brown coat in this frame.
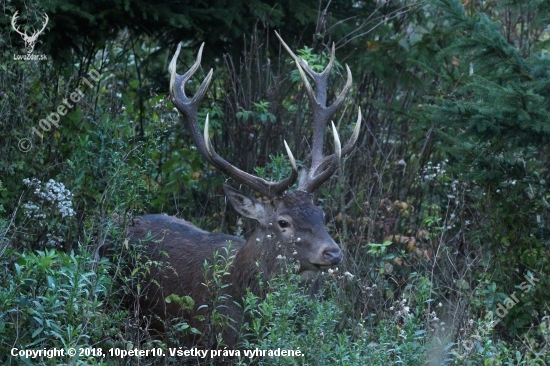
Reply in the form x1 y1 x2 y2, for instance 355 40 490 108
128 186 342 346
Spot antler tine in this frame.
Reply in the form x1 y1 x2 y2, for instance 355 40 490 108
305 109 362 186
11 11 25 36
169 42 214 156
300 121 342 192
342 108 362 156
275 31 336 105
276 32 359 193
169 43 213 107
283 140 298 172
35 13 49 36
170 43 298 199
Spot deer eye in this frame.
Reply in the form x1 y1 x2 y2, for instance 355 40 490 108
278 220 289 228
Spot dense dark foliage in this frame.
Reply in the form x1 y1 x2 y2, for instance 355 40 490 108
1 0 549 364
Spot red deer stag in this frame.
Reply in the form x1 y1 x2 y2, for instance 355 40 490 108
128 32 361 346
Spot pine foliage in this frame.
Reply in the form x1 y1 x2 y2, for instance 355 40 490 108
427 0 550 335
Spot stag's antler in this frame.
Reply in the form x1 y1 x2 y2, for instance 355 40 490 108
274 32 361 193
11 11 25 37
169 36 360 198
169 43 298 199
33 13 49 38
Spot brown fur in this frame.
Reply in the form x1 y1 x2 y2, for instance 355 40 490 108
128 188 341 346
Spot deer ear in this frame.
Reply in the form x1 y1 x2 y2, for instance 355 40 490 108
223 185 266 222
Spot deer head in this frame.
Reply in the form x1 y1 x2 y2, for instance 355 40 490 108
11 11 49 54
167 34 361 281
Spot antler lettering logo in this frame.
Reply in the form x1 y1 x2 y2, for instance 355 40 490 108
11 11 49 54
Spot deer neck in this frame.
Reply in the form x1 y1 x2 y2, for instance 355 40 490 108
228 226 295 297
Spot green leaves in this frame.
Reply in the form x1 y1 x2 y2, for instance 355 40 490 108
0 248 112 360
236 101 276 124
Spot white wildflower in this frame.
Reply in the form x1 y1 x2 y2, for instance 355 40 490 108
344 271 355 279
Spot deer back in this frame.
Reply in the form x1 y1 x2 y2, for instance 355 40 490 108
128 214 244 331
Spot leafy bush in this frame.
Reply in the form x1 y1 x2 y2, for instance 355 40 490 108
238 268 441 365
0 248 112 365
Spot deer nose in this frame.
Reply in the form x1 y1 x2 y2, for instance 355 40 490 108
323 247 342 265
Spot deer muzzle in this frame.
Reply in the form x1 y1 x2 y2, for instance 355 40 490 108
323 247 342 265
